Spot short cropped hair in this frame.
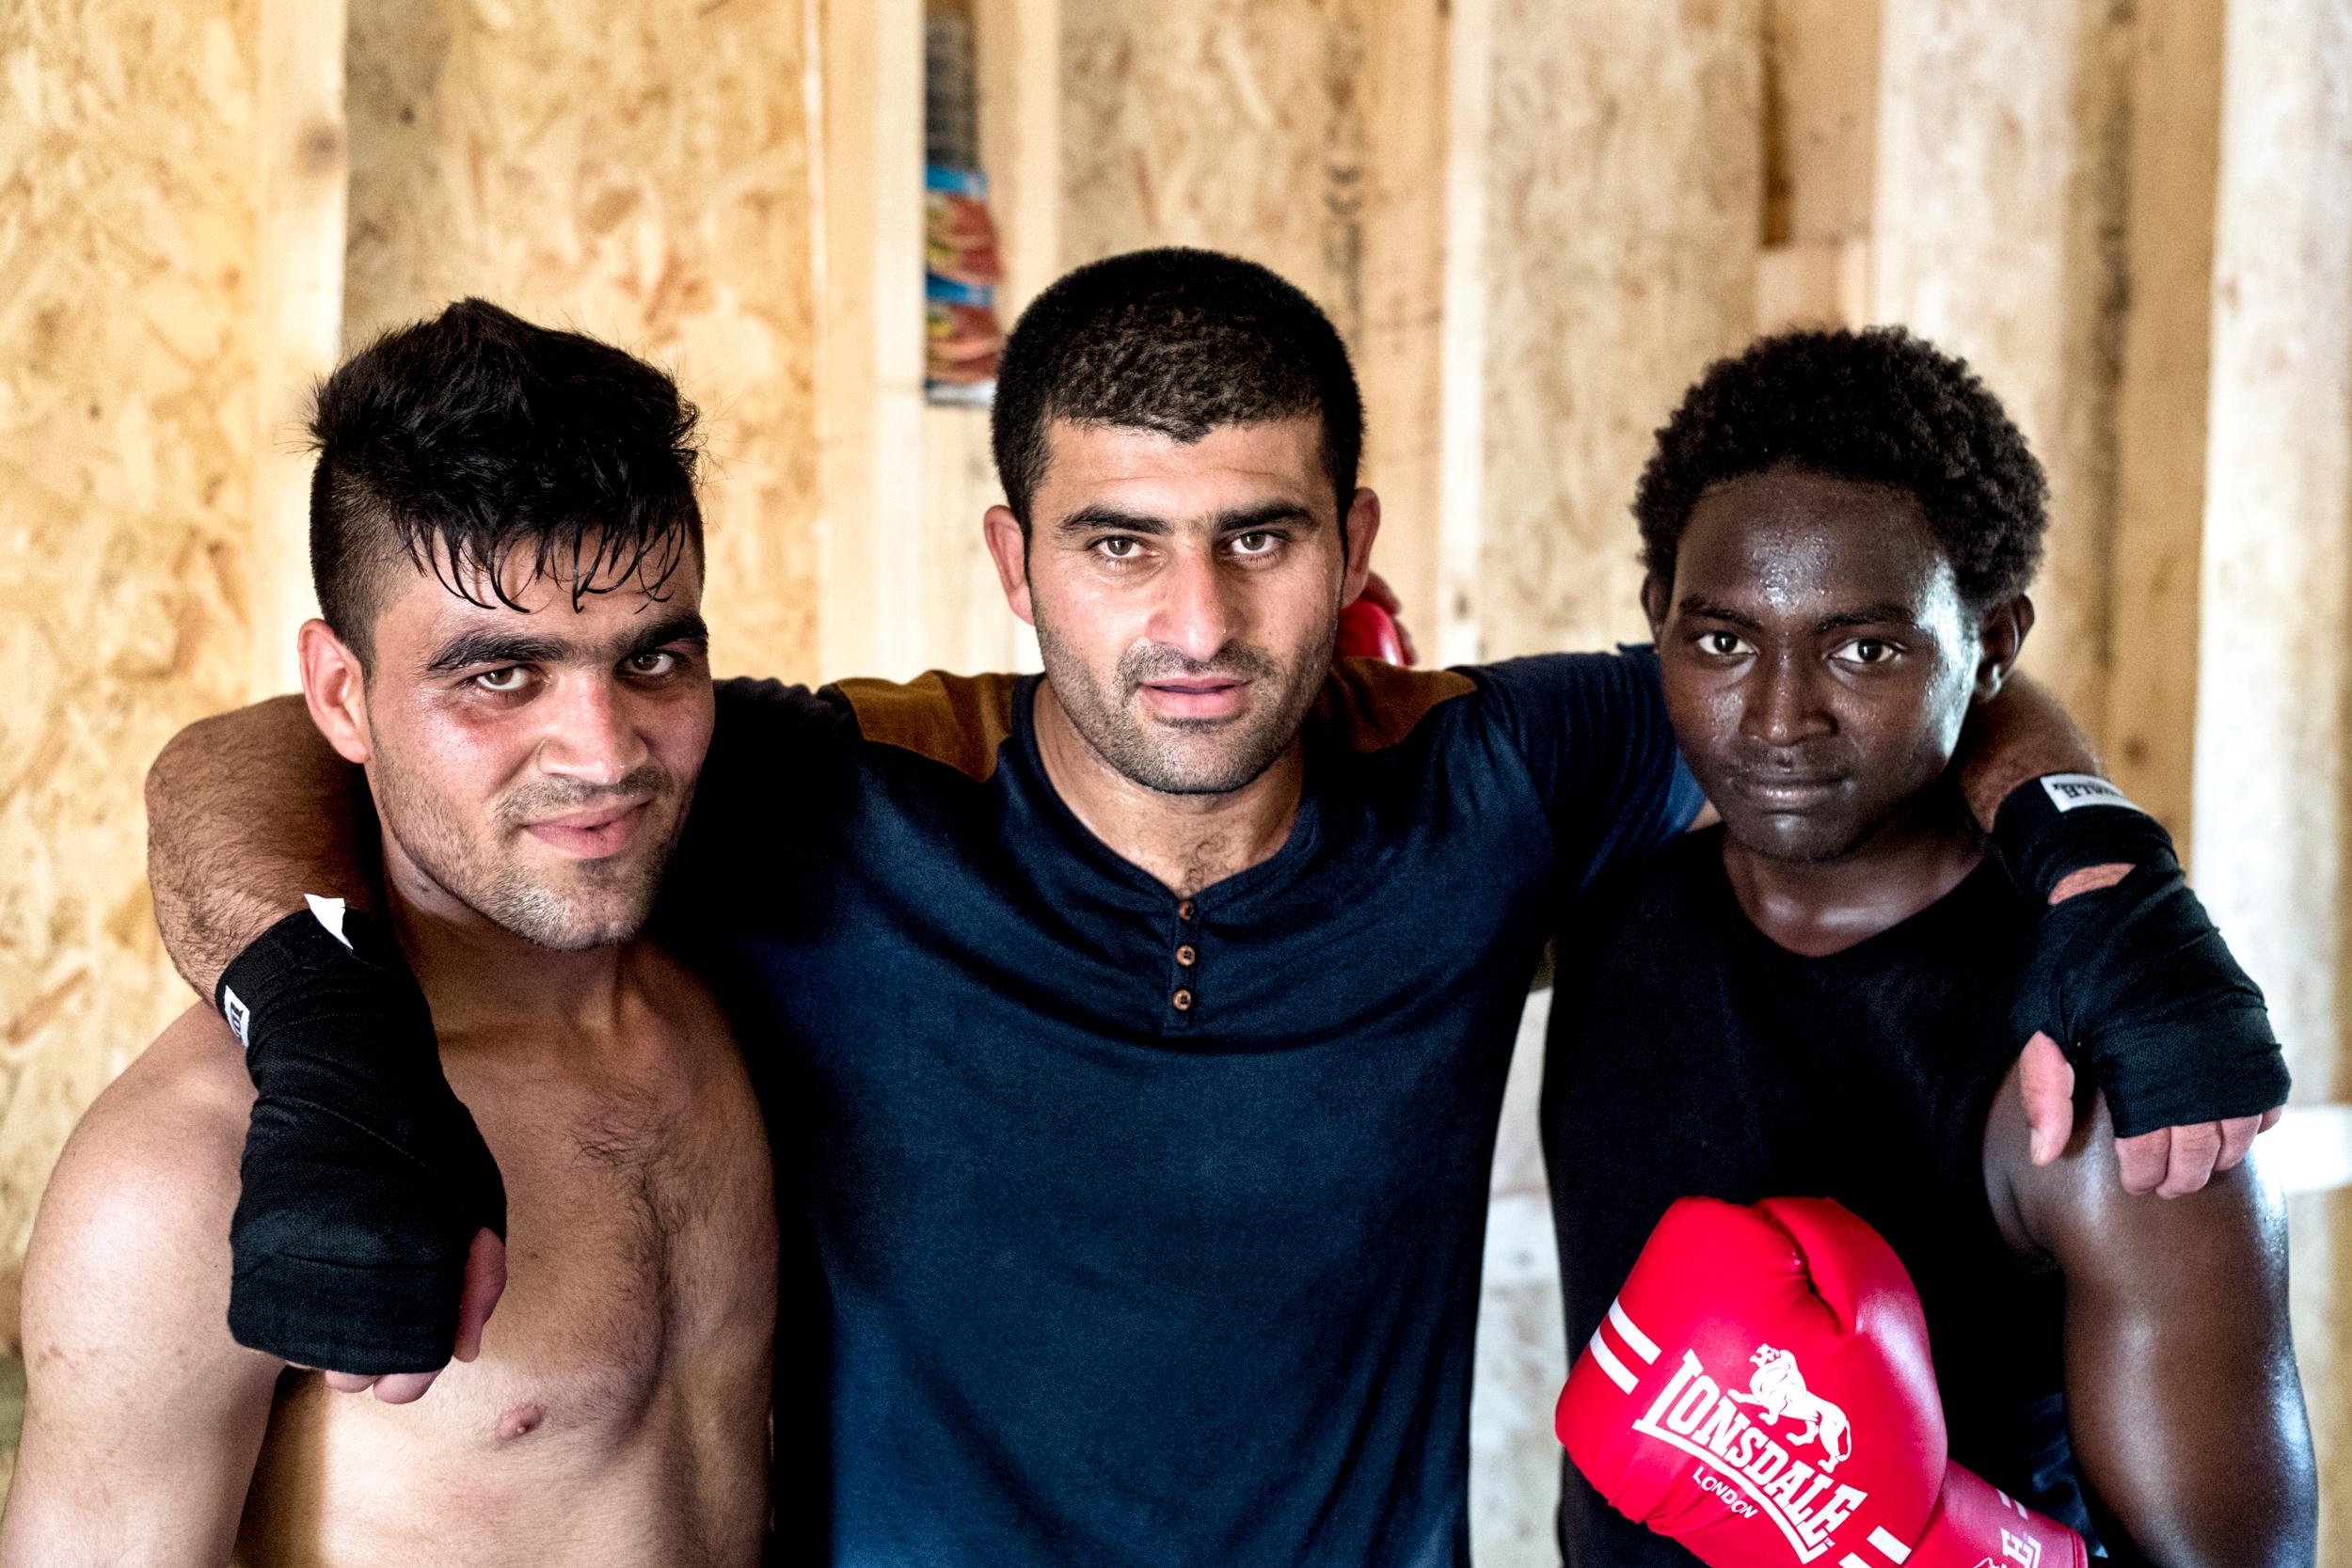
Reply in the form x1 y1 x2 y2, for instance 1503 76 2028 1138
991 248 1364 531
1634 326 2048 607
310 298 704 665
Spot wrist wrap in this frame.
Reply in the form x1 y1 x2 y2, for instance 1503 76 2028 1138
1992 776 2290 1137
217 901 505 1372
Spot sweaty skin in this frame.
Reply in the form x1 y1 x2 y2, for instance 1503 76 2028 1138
3 553 778 1565
1649 465 2315 1565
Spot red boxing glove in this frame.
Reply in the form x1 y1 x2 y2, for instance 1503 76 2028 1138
1912 1464 2088 1568
1557 1196 2086 1568
1336 597 1406 664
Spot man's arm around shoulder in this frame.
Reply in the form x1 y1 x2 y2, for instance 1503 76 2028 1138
0 1007 284 1567
147 694 377 999
1986 1074 2317 1568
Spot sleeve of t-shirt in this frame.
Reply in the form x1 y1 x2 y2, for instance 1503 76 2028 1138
1469 645 1704 898
655 675 860 928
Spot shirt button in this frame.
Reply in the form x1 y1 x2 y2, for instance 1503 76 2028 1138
1172 989 1194 1011
1176 944 1197 967
1178 899 1196 921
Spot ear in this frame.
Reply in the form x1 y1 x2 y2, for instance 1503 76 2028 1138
1640 573 1672 641
982 504 1036 627
1339 487 1383 606
1971 594 2035 702
298 618 374 766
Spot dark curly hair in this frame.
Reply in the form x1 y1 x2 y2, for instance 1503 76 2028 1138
992 248 1363 534
1633 326 2047 607
310 297 703 665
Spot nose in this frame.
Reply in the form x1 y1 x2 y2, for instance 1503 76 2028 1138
1145 546 1243 666
1742 651 1831 749
535 673 651 787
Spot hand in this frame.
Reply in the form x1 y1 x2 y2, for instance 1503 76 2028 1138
1353 573 1419 666
319 1228 506 1402
2017 1033 2281 1197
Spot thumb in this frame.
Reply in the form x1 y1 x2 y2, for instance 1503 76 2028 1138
453 1227 508 1363
2019 1031 2076 1165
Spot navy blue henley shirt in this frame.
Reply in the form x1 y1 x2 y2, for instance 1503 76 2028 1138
664 650 1698 1567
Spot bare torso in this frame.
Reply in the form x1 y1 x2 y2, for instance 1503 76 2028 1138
228 945 777 1566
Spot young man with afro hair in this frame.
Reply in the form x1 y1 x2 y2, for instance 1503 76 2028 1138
1543 327 2316 1567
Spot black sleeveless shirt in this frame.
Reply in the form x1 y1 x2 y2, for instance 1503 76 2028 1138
1542 828 2124 1564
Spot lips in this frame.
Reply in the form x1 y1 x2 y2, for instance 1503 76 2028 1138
1137 678 1251 721
521 799 651 859
1727 773 1848 810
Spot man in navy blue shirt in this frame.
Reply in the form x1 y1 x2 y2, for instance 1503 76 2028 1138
141 251 2282 1566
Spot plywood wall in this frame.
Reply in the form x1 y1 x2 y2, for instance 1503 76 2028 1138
1463 0 1765 661
1062 0 1361 326
343 0 824 685
1872 0 2132 737
0 0 342 1261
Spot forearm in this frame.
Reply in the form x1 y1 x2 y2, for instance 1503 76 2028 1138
1953 673 2100 831
146 695 377 999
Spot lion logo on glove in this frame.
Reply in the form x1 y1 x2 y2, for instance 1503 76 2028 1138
1728 1345 1853 1474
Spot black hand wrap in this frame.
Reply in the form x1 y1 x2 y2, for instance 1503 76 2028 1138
216 903 505 1372
1993 775 2290 1138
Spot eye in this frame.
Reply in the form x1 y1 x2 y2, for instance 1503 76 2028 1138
1094 536 1143 561
626 649 679 678
1231 531 1280 557
472 666 531 693
1697 630 1752 657
1837 638 1899 667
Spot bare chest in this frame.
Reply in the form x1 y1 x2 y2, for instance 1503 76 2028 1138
242 1037 777 1564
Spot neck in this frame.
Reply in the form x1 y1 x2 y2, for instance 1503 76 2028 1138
1032 677 1305 899
380 849 632 1044
1721 783 1984 958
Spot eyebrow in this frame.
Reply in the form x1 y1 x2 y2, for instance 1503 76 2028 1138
1054 501 1321 537
1814 603 1925 632
1677 596 1926 633
423 610 710 673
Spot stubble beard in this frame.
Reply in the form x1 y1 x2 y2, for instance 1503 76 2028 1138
370 744 687 952
1036 617 1337 798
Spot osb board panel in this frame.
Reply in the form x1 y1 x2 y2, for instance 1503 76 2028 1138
342 0 823 685
0 1 276 1259
1061 0 1452 639
1870 0 2131 741
2189 0 2352 1096
1061 0 1366 341
1471 0 1764 660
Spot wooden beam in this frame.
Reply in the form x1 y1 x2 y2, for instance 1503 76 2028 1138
2104 0 2225 856
815 0 930 682
1755 0 1878 333
250 0 348 698
1354 0 1452 644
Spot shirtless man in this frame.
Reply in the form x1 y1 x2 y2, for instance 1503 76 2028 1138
0 301 776 1566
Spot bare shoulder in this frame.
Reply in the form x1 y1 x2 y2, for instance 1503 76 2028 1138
1983 1055 2286 1280
46 1003 252 1215
23 1004 258 1354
